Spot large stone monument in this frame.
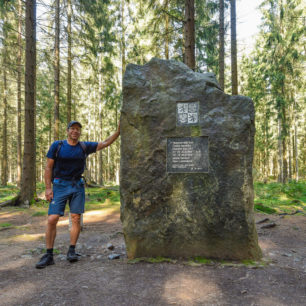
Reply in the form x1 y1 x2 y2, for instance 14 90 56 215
120 58 262 260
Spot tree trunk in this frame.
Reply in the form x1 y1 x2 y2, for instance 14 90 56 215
294 100 299 181
230 0 238 95
48 106 52 146
277 117 283 183
288 128 292 180
98 55 104 186
184 0 195 70
2 59 8 186
121 0 126 79
20 0 36 206
282 137 288 183
107 146 110 182
17 0 23 187
54 0 60 140
165 0 169 60
273 153 277 179
218 0 225 90
67 0 72 124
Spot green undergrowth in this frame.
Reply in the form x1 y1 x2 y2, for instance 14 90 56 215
2 181 305 217
193 256 213 264
84 186 120 212
0 185 120 214
32 210 48 217
254 181 306 215
0 222 13 228
0 184 19 202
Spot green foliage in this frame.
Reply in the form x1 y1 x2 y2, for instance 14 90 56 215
32 211 47 217
254 204 276 214
254 181 306 214
193 256 213 264
84 186 120 211
0 184 19 202
240 0 305 182
0 222 12 228
144 0 220 72
195 0 219 74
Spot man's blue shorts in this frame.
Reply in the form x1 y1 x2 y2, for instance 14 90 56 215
48 178 85 216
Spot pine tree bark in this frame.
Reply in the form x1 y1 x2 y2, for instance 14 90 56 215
288 129 292 180
98 56 104 186
20 0 36 206
67 0 72 124
54 0 60 140
164 0 169 60
218 0 225 90
230 0 238 95
184 0 195 70
294 99 299 180
2 59 8 186
277 117 283 183
17 0 22 187
165 13 169 59
282 138 288 183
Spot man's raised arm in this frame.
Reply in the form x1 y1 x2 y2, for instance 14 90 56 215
96 123 120 151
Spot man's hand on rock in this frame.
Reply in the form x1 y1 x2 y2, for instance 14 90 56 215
45 188 53 202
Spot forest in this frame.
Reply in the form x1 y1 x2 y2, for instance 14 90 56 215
0 0 305 206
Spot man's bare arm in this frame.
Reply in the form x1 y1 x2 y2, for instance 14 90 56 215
96 123 120 151
45 158 55 201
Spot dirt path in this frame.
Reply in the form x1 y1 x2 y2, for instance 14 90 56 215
0 207 305 306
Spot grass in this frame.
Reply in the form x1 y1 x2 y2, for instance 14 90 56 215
84 186 120 212
0 222 12 228
254 181 306 215
1 181 305 216
32 211 48 217
0 184 19 202
0 184 120 210
193 256 213 264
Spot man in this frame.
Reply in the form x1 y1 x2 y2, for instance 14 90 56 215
36 120 120 269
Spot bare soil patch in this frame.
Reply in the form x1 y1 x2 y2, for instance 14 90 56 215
0 207 305 306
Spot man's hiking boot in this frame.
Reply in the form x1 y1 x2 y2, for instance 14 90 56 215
67 248 78 262
35 254 54 269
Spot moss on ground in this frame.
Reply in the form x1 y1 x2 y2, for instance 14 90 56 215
254 181 306 214
128 257 177 264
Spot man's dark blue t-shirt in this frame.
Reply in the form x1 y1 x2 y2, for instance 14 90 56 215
47 140 98 180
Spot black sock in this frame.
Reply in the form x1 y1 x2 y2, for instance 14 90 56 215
69 245 76 250
47 248 53 256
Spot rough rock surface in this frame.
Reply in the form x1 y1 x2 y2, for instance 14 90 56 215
120 58 262 260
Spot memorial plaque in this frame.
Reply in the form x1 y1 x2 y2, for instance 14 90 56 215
176 101 199 126
167 136 209 173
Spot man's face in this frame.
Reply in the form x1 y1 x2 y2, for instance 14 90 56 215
67 124 81 140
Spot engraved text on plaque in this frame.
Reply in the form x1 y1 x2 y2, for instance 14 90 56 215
167 137 209 173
